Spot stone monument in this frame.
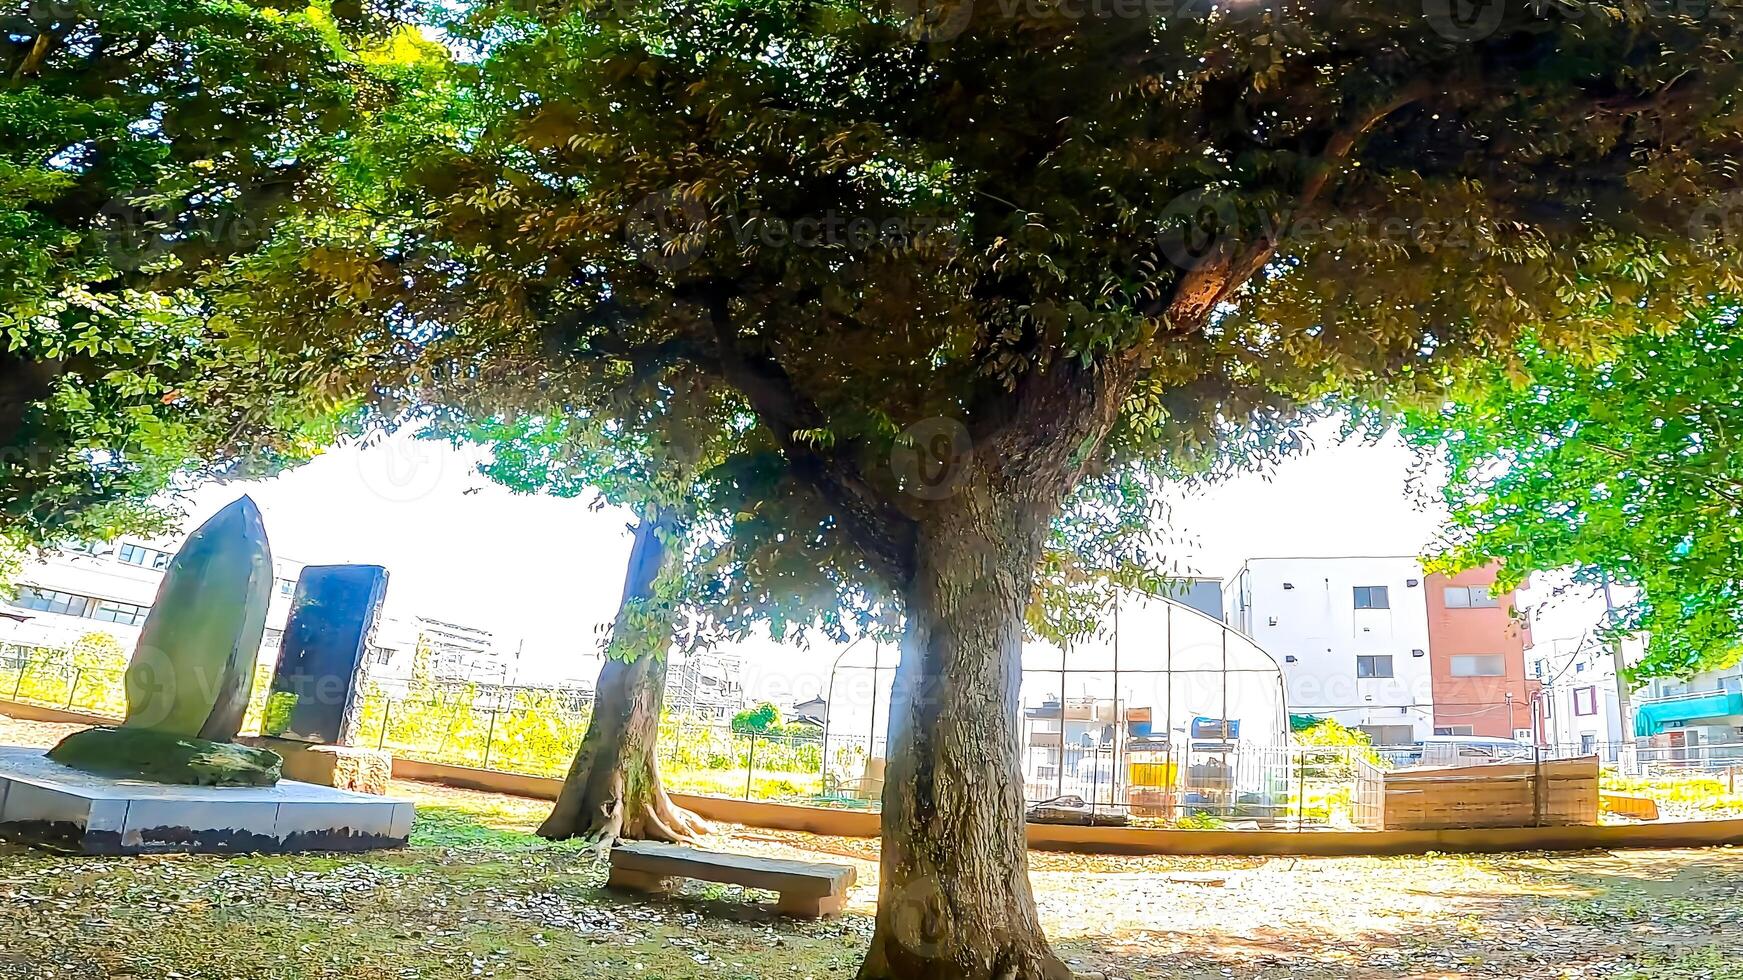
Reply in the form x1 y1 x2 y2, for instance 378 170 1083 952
47 496 281 785
257 564 395 794
0 497 413 854
263 564 390 745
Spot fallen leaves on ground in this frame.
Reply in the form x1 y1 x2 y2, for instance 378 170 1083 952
3 714 1741 979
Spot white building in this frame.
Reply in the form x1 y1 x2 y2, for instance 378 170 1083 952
1 535 303 666
365 615 520 691
1529 634 1636 753
3 539 514 693
1635 664 1743 756
1523 574 1649 755
666 649 747 722
1226 556 1435 745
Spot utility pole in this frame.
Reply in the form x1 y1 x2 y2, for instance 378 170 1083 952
1602 573 1637 772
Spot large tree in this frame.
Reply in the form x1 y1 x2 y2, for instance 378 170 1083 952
1401 305 1743 680
240 3 1743 978
436 394 1170 846
0 0 425 554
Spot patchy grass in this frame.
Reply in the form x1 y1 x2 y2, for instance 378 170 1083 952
1627 947 1743 980
3 715 1743 979
4 778 1741 980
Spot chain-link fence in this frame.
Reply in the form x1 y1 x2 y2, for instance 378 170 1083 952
5 650 1741 827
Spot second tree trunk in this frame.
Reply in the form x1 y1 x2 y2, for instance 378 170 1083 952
537 513 708 846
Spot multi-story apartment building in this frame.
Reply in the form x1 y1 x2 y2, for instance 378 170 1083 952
1522 576 1654 755
1635 665 1743 752
1 535 304 665
1529 633 1634 752
1227 556 1436 745
1424 566 1538 741
1228 557 1535 745
350 615 520 693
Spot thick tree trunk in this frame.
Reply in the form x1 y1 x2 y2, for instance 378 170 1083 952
537 513 709 847
858 490 1072 980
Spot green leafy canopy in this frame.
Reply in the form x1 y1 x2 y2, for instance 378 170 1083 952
1403 305 1743 680
0 0 435 554
238 0 1743 649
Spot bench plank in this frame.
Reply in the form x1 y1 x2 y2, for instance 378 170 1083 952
610 841 856 911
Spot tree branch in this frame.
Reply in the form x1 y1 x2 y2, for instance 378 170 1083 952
978 83 1436 498
699 287 918 585
1153 80 1434 329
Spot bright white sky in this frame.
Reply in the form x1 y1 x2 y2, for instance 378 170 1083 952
173 418 1453 700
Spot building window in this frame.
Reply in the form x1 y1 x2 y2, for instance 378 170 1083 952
1353 586 1390 610
1357 724 1414 746
276 578 296 597
1574 686 1598 716
1435 725 1475 736
90 600 149 626
118 543 171 570
13 587 147 625
1356 654 1395 679
1450 654 1506 677
12 586 94 618
1443 584 1501 608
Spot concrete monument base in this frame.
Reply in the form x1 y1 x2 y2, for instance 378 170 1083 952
0 744 413 855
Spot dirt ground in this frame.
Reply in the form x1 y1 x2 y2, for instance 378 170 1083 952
3 713 1740 980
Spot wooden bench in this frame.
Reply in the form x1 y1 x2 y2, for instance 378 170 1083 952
608 840 857 918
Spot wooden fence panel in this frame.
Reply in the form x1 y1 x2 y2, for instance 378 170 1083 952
1377 756 1599 830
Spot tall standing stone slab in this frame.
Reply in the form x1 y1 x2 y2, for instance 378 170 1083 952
263 565 389 745
122 496 274 742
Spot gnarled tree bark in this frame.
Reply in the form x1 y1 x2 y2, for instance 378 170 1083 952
537 511 709 847
857 482 1073 980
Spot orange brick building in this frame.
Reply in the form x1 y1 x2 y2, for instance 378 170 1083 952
1424 565 1542 740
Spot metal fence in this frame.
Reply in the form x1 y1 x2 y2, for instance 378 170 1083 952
0 647 131 717
4 651 1742 828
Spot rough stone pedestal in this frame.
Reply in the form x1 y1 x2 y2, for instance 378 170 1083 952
246 737 393 795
